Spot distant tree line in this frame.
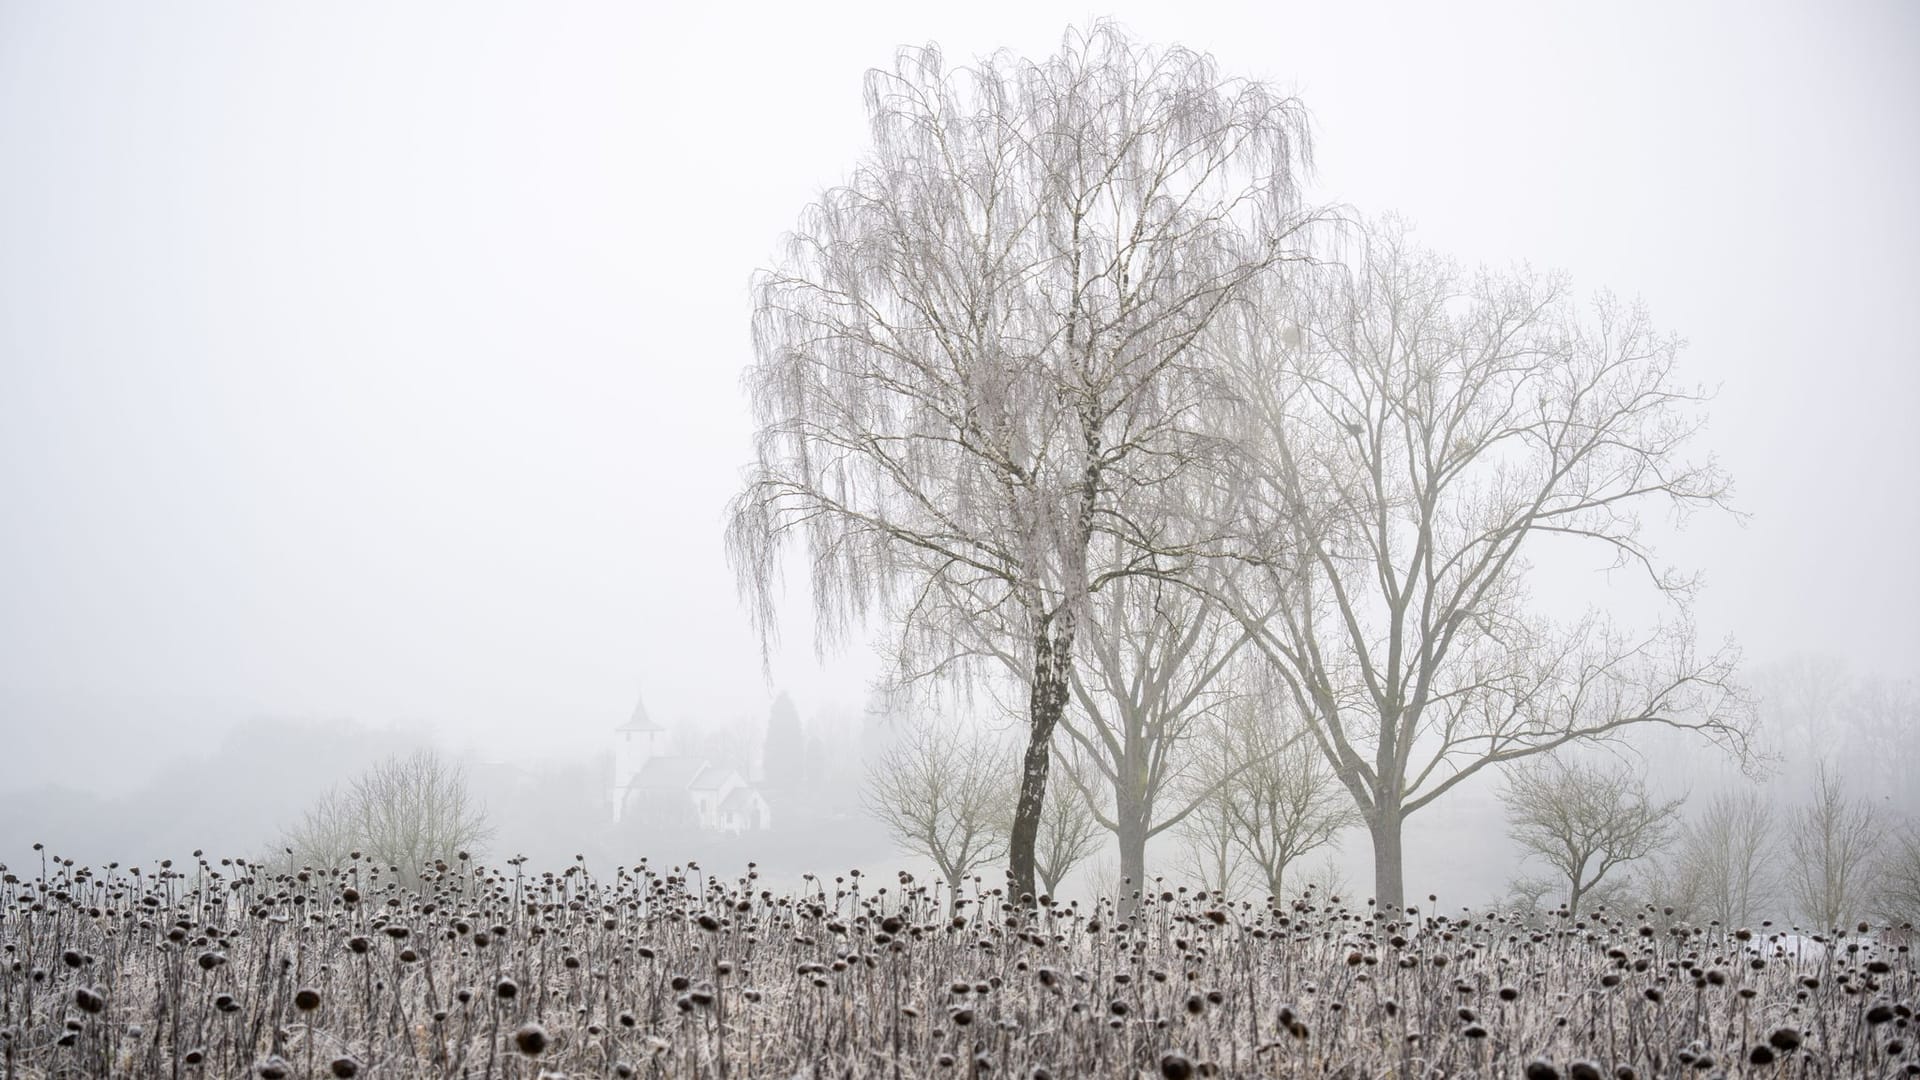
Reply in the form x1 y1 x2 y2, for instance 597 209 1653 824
1499 746 1920 931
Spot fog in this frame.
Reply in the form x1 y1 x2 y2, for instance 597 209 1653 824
1 1 1915 907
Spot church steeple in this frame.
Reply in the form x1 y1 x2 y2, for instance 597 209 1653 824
619 693 662 733
612 691 664 822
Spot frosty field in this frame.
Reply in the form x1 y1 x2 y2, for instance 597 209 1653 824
2 853 1912 1079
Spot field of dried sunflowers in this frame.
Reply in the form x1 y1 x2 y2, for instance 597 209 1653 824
1 850 1912 1078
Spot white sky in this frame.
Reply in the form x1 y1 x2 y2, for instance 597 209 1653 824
1 0 1915 771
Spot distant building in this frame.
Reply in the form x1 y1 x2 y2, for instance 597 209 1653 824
611 695 772 834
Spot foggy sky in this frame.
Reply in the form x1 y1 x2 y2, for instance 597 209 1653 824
2 0 1915 787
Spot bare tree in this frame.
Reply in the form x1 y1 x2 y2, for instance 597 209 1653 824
1173 716 1247 899
1845 676 1920 819
1216 686 1358 899
1207 218 1751 911
1673 789 1776 927
1577 874 1642 916
1029 754 1105 899
1639 851 1711 929
726 23 1317 897
1757 658 1919 826
1172 671 1356 905
1057 572 1249 902
1176 787 1243 901
1753 654 1851 765
1080 853 1128 906
1502 874 1559 917
283 749 492 877
1878 818 1920 926
1299 854 1351 905
863 717 1014 904
281 783 358 871
1501 756 1683 917
1785 761 1884 931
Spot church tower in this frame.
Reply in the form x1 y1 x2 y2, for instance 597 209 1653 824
612 694 663 823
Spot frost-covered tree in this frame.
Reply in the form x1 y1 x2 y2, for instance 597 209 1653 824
1501 756 1683 917
1208 218 1752 912
1217 691 1358 900
282 750 491 878
1057 572 1249 901
728 23 1316 896
1176 784 1243 901
1025 754 1104 899
863 717 1014 905
1757 657 1920 819
1785 761 1883 931
1673 789 1776 927
1879 818 1920 927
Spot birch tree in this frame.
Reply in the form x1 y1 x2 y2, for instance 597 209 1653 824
1209 219 1752 912
728 23 1315 896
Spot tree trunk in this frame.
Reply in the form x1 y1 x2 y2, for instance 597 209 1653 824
1009 615 1074 901
1111 758 1149 918
1008 735 1056 902
1369 807 1406 916
1117 809 1147 919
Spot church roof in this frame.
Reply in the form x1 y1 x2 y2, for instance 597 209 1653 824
618 694 663 733
688 765 740 792
627 755 707 791
718 788 763 813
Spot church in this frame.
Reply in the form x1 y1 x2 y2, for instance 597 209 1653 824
611 696 772 834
